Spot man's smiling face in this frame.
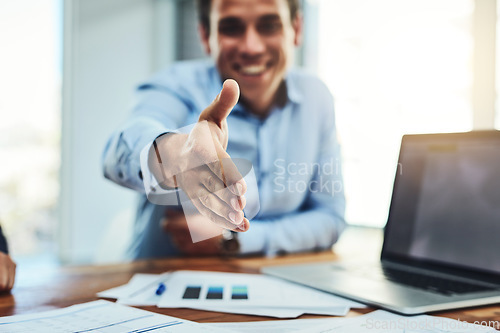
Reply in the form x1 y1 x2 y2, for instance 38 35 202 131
200 0 302 112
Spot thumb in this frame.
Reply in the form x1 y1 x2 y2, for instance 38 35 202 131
199 79 240 127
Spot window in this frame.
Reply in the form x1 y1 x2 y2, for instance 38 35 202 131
314 0 475 226
0 0 61 259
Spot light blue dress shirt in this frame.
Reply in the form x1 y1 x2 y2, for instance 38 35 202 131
103 59 345 259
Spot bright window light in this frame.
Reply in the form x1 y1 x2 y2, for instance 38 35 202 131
315 0 474 227
0 0 61 257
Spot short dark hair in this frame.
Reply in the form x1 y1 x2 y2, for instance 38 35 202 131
196 0 301 36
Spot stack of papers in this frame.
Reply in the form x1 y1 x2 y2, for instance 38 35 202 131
97 270 366 318
0 299 492 333
203 310 496 332
0 300 229 332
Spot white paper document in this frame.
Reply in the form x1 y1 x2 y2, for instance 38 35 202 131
157 270 364 317
186 305 346 319
204 310 496 333
97 273 167 300
293 310 496 333
119 273 172 306
0 300 230 333
204 317 344 332
97 270 365 318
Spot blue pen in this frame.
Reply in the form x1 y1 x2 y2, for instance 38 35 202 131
155 282 166 295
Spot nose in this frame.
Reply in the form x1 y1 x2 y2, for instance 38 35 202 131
240 26 266 56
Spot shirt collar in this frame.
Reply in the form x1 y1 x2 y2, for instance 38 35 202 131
284 71 303 105
208 64 303 115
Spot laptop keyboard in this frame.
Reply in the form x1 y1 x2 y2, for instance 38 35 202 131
380 266 498 295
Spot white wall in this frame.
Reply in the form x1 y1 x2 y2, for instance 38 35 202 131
473 0 496 129
61 0 175 264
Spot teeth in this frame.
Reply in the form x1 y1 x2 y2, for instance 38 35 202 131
240 65 266 75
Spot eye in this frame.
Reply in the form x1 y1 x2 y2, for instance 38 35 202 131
218 18 246 37
257 17 283 35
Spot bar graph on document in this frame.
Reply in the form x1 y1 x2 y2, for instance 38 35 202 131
181 284 249 301
231 285 249 300
158 271 360 309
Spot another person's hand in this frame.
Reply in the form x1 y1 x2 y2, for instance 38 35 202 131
149 79 249 232
162 210 223 256
0 252 16 292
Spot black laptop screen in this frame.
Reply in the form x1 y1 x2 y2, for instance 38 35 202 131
383 132 500 275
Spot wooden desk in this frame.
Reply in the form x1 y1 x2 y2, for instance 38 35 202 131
1 251 499 326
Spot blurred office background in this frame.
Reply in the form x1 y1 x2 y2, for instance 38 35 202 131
0 0 498 265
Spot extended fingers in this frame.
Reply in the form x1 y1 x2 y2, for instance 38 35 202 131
175 156 249 232
205 149 247 197
179 171 244 228
191 198 247 232
219 155 247 196
197 189 244 225
198 169 246 211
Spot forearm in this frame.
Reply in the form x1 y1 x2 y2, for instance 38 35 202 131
147 133 189 189
238 208 346 256
103 83 194 192
103 117 169 192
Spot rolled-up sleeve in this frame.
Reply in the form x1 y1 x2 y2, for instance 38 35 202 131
102 87 191 192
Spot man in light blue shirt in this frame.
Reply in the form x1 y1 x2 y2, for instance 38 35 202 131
102 0 345 258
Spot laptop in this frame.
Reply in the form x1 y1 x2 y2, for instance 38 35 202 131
263 131 500 315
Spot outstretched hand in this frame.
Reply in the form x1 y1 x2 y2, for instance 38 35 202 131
150 79 250 232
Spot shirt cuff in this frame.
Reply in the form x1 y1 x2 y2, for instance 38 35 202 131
237 221 268 255
139 133 182 206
